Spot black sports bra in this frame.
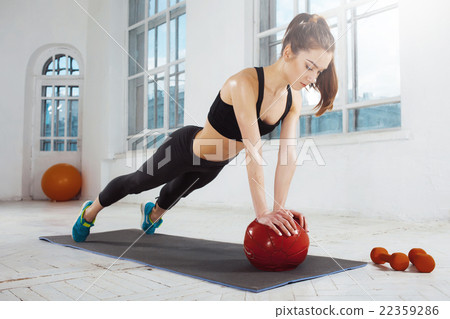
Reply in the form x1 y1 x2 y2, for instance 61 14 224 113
207 67 292 142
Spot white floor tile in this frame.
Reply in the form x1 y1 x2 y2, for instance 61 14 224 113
0 200 449 301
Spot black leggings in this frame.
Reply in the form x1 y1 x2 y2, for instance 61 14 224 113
98 125 236 210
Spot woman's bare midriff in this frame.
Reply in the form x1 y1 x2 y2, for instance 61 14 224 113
192 118 245 162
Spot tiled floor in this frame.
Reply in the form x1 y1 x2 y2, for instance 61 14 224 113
0 200 448 301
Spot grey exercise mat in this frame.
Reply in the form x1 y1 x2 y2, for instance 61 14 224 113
39 228 366 293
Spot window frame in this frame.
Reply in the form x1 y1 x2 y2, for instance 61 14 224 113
254 0 401 138
126 0 186 150
37 50 83 153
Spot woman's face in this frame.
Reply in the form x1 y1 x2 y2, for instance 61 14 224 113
285 47 333 91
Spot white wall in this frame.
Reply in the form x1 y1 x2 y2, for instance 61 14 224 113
184 0 254 126
81 0 127 198
1 0 449 222
0 0 89 200
396 0 450 220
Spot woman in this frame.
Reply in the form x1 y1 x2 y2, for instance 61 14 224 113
72 13 337 242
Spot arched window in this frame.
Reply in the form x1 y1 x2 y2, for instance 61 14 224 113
39 54 81 151
42 54 80 76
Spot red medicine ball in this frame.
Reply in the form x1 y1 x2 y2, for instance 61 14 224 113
243 217 309 271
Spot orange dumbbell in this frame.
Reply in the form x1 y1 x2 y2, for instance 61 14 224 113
370 247 409 271
408 248 435 273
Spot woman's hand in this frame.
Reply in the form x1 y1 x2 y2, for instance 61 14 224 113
257 209 309 236
288 209 309 233
257 209 299 237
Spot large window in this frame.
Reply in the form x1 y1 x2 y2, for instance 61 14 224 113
39 54 81 151
256 0 401 139
128 0 186 150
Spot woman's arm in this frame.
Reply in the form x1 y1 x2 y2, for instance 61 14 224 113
230 73 269 218
273 93 308 231
273 99 302 211
230 71 297 236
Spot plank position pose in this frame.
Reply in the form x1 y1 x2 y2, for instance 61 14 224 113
72 13 337 242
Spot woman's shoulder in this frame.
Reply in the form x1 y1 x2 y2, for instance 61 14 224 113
224 67 258 87
220 67 259 105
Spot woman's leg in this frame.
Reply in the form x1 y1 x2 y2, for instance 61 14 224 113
84 170 176 223
152 167 225 220
83 197 103 222
83 127 193 221
83 170 176 223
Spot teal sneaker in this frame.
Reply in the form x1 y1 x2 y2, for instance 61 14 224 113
72 200 94 242
140 201 163 234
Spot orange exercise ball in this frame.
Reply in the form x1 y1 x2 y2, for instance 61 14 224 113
41 163 82 201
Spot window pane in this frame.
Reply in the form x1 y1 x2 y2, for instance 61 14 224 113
67 140 78 151
54 100 66 137
129 25 145 76
129 0 145 26
156 23 167 67
347 10 355 103
157 0 166 13
170 0 178 6
309 0 340 13
169 65 184 128
327 16 338 28
276 0 293 25
355 8 400 102
170 13 185 62
298 0 306 13
148 74 165 129
68 100 78 137
169 72 176 128
55 86 66 97
42 86 52 97
348 103 401 132
300 111 343 136
129 135 145 155
68 56 80 75
41 100 52 137
128 76 145 135
156 75 165 128
149 0 156 16
356 0 397 15
148 27 156 69
43 57 53 75
260 0 293 32
146 133 165 149
55 54 67 75
170 18 176 62
68 86 79 97
178 14 186 60
54 140 64 151
177 71 184 126
148 80 156 129
259 31 284 66
40 140 51 151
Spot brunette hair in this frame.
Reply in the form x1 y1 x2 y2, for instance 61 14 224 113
282 13 338 116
